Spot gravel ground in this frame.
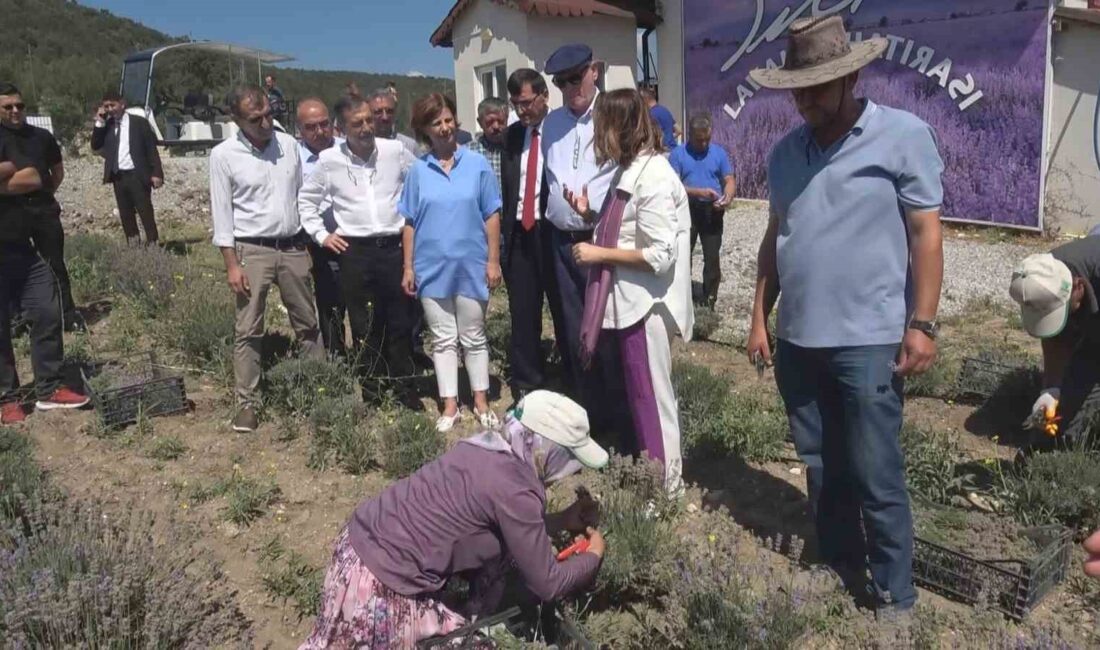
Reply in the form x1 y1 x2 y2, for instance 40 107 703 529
55 154 212 237
54 156 1047 343
697 202 1049 343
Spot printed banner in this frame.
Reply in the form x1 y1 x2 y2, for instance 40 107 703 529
683 0 1049 229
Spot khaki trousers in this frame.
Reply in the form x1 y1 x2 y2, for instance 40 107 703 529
234 242 322 406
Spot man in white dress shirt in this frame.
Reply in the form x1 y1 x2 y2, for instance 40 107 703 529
297 98 347 356
299 94 418 400
367 89 420 156
540 44 632 452
210 85 322 432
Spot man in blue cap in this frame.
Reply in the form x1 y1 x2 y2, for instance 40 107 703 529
540 43 633 454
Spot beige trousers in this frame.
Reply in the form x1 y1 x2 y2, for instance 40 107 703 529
234 242 322 406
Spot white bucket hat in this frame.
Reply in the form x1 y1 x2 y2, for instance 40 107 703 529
1009 253 1074 339
515 390 609 470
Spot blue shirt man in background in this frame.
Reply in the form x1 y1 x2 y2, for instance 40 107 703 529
669 114 735 307
640 86 678 149
746 17 944 619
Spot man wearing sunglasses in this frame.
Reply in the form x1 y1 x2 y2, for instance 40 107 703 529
0 86 91 424
210 85 323 433
540 44 632 453
91 91 164 246
296 98 347 357
0 83 80 332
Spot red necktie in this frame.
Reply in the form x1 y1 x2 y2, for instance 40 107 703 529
521 128 540 232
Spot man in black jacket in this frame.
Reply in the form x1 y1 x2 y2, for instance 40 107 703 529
499 68 565 403
91 91 164 245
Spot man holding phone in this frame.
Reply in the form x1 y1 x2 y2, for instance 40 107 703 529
669 114 735 308
91 91 164 245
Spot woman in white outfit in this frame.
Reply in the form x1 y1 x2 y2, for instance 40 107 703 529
563 88 694 492
400 93 503 432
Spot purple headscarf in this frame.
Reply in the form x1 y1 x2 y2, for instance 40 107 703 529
461 415 582 484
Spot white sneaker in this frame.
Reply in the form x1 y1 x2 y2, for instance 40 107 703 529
435 409 462 433
475 408 500 429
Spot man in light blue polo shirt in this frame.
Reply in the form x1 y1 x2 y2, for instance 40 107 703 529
746 17 944 617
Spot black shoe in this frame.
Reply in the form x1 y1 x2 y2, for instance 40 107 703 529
63 311 87 333
231 406 259 432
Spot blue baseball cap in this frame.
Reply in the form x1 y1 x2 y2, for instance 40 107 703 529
545 44 593 76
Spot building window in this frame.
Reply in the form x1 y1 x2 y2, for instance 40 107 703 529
477 62 507 101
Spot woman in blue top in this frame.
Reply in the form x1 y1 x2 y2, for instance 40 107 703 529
400 93 503 432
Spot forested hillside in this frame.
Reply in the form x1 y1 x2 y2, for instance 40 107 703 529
0 0 453 147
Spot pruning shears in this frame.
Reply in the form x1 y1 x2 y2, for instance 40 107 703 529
751 352 767 380
556 537 590 562
1023 400 1061 437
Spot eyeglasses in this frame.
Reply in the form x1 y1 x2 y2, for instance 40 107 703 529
0 102 25 112
552 72 585 89
510 95 544 111
301 120 331 133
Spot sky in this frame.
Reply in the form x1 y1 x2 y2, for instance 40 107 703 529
79 0 458 78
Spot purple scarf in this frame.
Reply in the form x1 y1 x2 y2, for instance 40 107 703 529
579 187 633 368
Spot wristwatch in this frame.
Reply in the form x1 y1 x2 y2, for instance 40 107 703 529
909 319 939 340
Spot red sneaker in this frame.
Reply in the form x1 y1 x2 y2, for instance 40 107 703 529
1 401 26 424
35 386 91 411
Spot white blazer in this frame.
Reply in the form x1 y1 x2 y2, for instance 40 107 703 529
602 153 694 340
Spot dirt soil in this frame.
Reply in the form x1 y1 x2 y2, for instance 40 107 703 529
13 296 1097 648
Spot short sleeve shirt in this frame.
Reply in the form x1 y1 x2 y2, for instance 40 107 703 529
768 100 944 348
398 146 503 302
669 143 733 196
649 105 677 149
0 124 61 200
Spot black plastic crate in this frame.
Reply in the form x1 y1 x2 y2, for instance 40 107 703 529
913 525 1072 620
954 356 1040 402
417 605 594 649
82 351 188 430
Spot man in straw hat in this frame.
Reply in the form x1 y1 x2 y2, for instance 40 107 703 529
746 16 945 615
1009 237 1100 444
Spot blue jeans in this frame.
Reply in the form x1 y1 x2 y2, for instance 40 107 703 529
774 339 916 609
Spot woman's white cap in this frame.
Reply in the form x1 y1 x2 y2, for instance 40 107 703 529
516 390 609 469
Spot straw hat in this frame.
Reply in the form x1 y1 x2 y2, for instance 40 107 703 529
749 16 886 90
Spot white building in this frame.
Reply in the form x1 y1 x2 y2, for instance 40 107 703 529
430 0 661 132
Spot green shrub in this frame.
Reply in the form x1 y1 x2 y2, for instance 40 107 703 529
223 474 281 526
158 281 235 375
258 537 324 621
263 356 357 417
309 396 376 474
692 305 722 341
899 424 961 505
1 500 252 647
904 342 960 399
673 361 786 463
103 243 182 316
0 427 51 522
485 302 511 375
378 410 445 479
64 232 114 303
147 435 187 461
1007 449 1100 532
594 488 677 602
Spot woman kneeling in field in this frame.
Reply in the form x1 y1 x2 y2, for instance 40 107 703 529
300 390 607 649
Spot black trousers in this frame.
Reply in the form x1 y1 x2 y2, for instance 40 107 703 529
112 171 158 242
689 200 724 307
0 243 63 401
308 241 347 356
26 200 76 317
338 237 414 379
503 222 564 393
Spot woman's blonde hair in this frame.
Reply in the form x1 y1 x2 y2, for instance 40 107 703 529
592 88 663 168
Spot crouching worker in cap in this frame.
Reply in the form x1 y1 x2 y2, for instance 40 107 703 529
1010 237 1100 443
300 390 608 649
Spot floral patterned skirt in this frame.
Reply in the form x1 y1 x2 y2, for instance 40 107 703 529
299 527 467 650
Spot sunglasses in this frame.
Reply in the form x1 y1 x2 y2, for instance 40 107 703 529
0 102 25 112
552 72 585 89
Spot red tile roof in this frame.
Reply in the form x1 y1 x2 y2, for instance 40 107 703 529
430 0 640 47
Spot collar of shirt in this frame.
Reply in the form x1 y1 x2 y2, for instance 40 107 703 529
565 90 598 125
235 129 280 157
799 99 878 158
425 145 465 175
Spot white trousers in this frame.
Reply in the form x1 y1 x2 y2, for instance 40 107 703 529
640 308 683 494
421 296 490 399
